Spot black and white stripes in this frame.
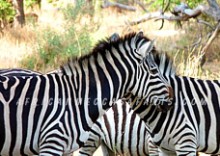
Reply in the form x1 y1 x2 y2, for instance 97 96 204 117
0 32 172 155
130 53 220 155
78 100 154 156
78 52 220 156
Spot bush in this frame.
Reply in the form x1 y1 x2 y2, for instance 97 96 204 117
0 0 15 27
20 1 98 71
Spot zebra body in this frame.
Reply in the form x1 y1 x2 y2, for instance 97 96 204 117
0 32 172 155
78 100 155 156
129 52 220 155
0 68 41 76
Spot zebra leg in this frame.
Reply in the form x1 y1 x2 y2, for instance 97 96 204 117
39 141 65 156
100 141 116 156
63 152 73 156
148 137 159 156
175 144 197 156
78 129 102 156
158 149 175 156
38 150 63 156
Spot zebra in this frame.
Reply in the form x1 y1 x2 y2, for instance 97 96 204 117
119 52 220 156
0 69 158 156
0 68 41 76
80 54 220 156
0 71 213 156
78 99 155 156
0 68 60 77
0 32 173 155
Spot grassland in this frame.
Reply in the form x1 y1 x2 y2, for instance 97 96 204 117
1 2 219 79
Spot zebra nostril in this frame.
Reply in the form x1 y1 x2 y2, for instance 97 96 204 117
167 86 173 99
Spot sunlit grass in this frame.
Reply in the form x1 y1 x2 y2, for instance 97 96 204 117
0 1 219 79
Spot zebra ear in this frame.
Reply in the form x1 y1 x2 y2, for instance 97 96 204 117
136 31 144 37
139 40 155 57
109 33 120 42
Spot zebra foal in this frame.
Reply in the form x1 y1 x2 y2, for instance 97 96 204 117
0 32 173 155
78 100 154 156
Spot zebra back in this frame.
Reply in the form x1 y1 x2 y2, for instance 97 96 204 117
0 68 41 76
0 68 60 76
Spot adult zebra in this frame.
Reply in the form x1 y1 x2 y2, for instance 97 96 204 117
122 52 220 156
0 71 212 156
0 69 157 156
78 99 155 156
0 68 41 76
0 32 173 155
0 68 60 76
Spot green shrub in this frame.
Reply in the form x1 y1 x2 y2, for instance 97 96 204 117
20 1 98 71
0 0 15 27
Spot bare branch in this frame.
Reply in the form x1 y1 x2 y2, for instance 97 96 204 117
206 0 220 21
128 3 208 26
135 0 148 12
191 36 202 50
128 2 212 26
102 0 136 12
201 22 220 54
197 19 215 30
200 22 220 66
172 3 208 18
127 12 161 26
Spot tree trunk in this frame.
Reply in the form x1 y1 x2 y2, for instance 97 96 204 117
13 0 25 27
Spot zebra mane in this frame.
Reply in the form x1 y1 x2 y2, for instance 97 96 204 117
60 32 152 74
153 52 176 76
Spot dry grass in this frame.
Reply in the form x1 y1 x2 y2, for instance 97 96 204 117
0 26 36 68
0 2 220 78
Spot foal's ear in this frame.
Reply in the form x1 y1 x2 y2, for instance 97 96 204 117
136 31 144 38
139 40 155 57
109 33 120 42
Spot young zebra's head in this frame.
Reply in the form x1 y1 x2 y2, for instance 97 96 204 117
112 32 173 111
61 32 173 112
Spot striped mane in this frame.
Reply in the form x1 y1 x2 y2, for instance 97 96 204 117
60 32 153 74
153 52 176 76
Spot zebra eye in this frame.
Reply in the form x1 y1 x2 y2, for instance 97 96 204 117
150 67 158 75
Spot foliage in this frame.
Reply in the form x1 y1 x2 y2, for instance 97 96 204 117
25 0 36 8
20 1 97 71
0 0 15 26
145 0 205 11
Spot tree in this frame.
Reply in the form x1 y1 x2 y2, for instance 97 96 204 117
0 0 15 32
127 0 220 66
13 0 25 27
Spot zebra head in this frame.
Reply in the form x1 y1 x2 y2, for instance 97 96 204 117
128 32 173 112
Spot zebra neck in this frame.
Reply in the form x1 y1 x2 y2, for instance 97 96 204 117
64 54 135 131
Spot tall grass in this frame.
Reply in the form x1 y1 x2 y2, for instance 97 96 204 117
20 2 98 72
172 48 220 79
0 1 219 79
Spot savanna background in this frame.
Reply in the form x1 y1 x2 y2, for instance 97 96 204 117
1 0 220 155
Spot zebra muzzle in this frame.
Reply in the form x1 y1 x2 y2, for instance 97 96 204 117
167 85 174 99
157 100 173 113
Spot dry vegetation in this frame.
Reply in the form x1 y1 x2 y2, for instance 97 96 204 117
0 2 220 77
